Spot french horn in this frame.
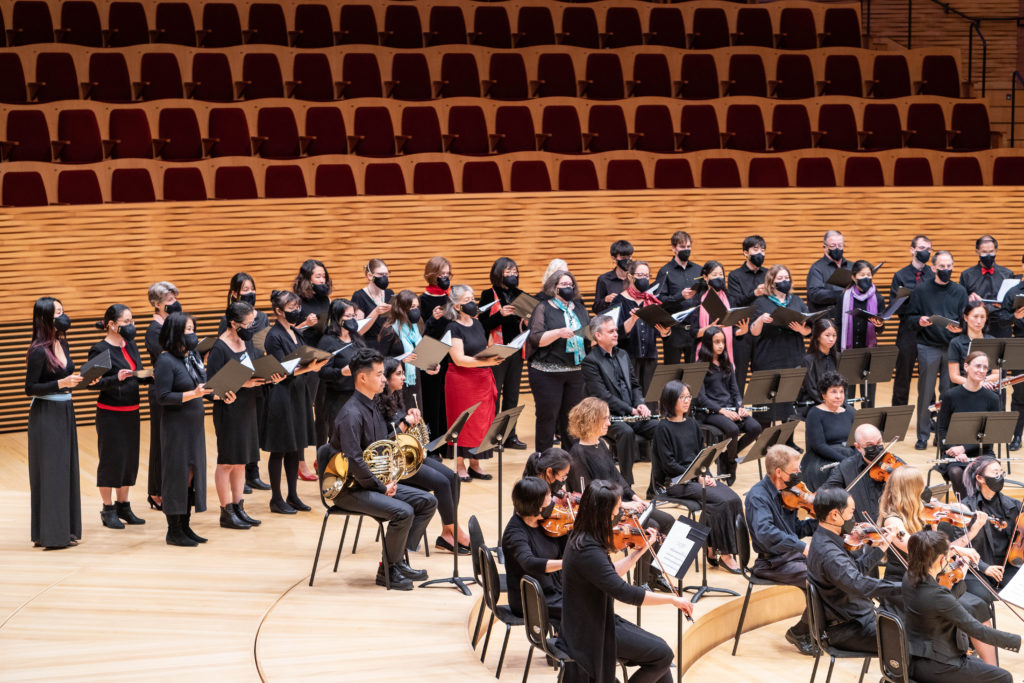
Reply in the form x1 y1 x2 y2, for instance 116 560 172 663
321 434 425 501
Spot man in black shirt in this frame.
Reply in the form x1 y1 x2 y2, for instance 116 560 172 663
581 315 658 487
1001 255 1024 450
824 424 887 525
961 235 1014 339
806 230 850 326
593 239 633 314
890 235 934 406
655 230 701 364
906 250 968 449
727 235 767 392
807 487 899 653
329 348 437 591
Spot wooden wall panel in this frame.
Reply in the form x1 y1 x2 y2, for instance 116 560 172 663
2 186 1023 431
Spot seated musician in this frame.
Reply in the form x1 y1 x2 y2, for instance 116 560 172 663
937 350 1001 500
652 380 743 573
327 348 437 591
904 530 1020 683
803 372 857 490
581 314 658 487
566 396 676 593
962 457 1023 595
501 476 565 621
807 486 900 654
522 448 572 499
824 423 888 524
744 445 818 656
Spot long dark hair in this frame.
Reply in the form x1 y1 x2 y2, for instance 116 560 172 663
28 296 62 371
159 312 196 357
963 455 999 497
380 289 419 338
227 272 254 307
569 479 623 552
375 357 405 424
269 289 300 317
907 529 949 587
293 258 331 300
809 318 838 361
523 448 571 478
489 257 520 290
324 298 366 347
659 380 692 419
697 326 733 374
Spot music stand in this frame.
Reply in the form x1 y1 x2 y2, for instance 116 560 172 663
736 420 800 479
469 405 525 543
845 405 915 446
742 368 805 476
836 345 898 408
970 339 1024 472
419 402 480 596
944 412 1020 463
645 363 710 405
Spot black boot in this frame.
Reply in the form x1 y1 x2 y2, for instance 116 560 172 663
235 500 261 526
220 504 252 529
166 514 198 547
182 512 208 543
101 504 125 529
115 501 146 525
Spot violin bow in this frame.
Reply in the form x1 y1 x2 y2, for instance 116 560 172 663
628 515 694 623
859 512 909 570
845 437 901 493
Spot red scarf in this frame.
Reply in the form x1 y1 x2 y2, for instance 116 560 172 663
424 285 449 296
625 286 661 308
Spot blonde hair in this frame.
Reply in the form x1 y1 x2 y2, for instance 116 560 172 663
878 465 926 533
568 397 609 441
542 259 568 285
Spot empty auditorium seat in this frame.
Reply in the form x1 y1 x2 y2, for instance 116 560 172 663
36 52 81 102
487 53 529 100
293 53 336 101
293 4 334 48
771 105 814 151
542 106 586 154
364 162 406 194
157 108 204 160
338 5 379 45
778 8 817 49
634 105 678 153
258 107 308 158
382 4 424 48
795 157 837 187
57 109 104 163
108 108 155 158
509 160 550 191
775 54 815 99
341 53 383 98
870 56 911 98
680 105 721 151
314 164 357 195
11 1 55 45
817 104 858 151
438 53 481 98
726 105 767 152
461 161 503 192
950 103 995 150
906 103 948 150
514 6 552 48
560 7 599 49
680 54 719 99
690 8 729 49
390 54 432 101
87 53 133 102
353 106 400 156
920 56 962 98
822 54 863 97
208 107 254 156
265 165 307 197
108 2 150 47
632 54 672 98
748 158 789 187
215 166 259 198
587 106 630 152
726 54 767 97
240 53 285 99
893 157 934 186
653 158 695 188
192 52 235 101
943 156 983 185
428 6 468 46
401 107 444 154
861 104 903 151
992 156 1024 185
412 162 455 193
647 7 685 48
4 110 54 161
58 169 103 204
305 107 349 155
0 54 28 103
248 3 288 45
734 7 773 47
844 156 885 186
111 168 156 202
606 159 647 190
475 5 513 48
822 8 861 47
447 105 490 155
163 167 207 200
155 2 198 46
59 1 104 46
604 7 643 48
2 171 48 206
536 53 577 98
200 3 242 46
495 106 539 153
139 52 185 100
583 54 625 100
558 159 599 190
701 158 742 187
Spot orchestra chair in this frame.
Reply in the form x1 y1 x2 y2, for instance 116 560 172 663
731 512 789 655
806 581 872 683
874 610 917 683
470 514 507 645
925 466 953 502
520 576 572 683
478 545 525 678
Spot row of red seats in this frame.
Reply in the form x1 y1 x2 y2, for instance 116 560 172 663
0 45 965 104
0 98 997 164
4 151 1024 206
2 0 860 50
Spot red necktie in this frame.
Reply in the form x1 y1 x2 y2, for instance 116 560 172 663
981 267 994 276
915 271 922 283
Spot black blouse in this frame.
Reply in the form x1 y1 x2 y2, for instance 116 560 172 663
567 442 634 501
299 293 330 346
696 362 742 413
317 333 362 393
947 333 991 369
528 299 590 367
479 285 525 345
447 318 488 356
25 340 74 396
88 339 146 407
352 288 395 343
501 514 565 618
419 292 450 340
937 385 1001 456
144 319 163 366
751 294 809 370
613 294 658 360
652 418 702 488
799 349 838 406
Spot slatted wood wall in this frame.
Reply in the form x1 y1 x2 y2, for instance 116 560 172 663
2 186 1024 432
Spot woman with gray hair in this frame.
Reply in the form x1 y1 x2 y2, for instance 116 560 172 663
144 281 181 510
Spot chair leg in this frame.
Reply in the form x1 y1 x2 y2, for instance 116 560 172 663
809 650 820 683
473 601 487 648
496 624 511 678
379 521 391 590
824 655 836 683
352 515 364 553
556 662 565 683
333 517 347 572
620 662 629 682
481 613 495 662
339 514 350 549
308 511 331 587
857 657 869 683
423 528 430 557
731 583 754 655
521 645 533 683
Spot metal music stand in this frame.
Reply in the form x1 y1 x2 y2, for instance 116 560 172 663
419 401 480 596
742 368 806 476
970 339 1024 473
944 412 1020 463
645 362 710 405
470 405 525 548
836 345 898 408
736 420 800 479
845 405 916 446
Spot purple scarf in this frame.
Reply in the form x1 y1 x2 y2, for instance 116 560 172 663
841 285 878 351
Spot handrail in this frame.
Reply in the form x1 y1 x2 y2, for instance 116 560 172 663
1012 71 1024 146
968 20 987 96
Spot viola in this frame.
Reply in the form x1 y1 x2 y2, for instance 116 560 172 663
866 450 905 483
779 482 816 514
937 555 970 589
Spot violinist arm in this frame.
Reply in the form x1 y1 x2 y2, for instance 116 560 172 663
502 524 563 576
882 515 910 554
931 589 1022 653
613 545 649 577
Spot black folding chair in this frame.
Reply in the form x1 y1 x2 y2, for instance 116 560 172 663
478 546 524 678
520 576 571 683
731 513 789 655
875 610 917 683
806 581 872 683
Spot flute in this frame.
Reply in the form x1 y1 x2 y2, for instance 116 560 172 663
610 414 662 423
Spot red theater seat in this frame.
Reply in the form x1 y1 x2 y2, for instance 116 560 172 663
775 54 815 99
542 106 586 154
390 54 432 101
447 105 490 155
817 104 858 151
536 54 577 98
560 7 599 49
822 8 861 48
364 162 407 194
208 107 254 157
558 159 599 191
2 171 48 205
905 104 948 150
214 165 259 199
487 53 529 100
353 106 400 156
942 156 983 185
920 56 961 98
495 106 539 153
795 157 837 187
680 54 719 100
771 105 814 152
514 6 552 48
158 108 204 160
691 8 729 49
950 103 995 151
439 53 481 98
631 54 672 98
509 160 551 191
57 109 104 163
749 158 789 187
588 105 630 153
634 105 677 153
248 4 288 46
305 107 349 156
870 55 911 98
583 54 625 100
258 107 306 158
462 161 503 192
428 6 468 46
0 55 28 103
726 105 767 152
647 7 685 48
108 108 155 159
401 107 444 154
992 156 1024 185
87 53 133 102
265 165 308 197
474 6 513 48
382 4 423 48
293 4 334 48
734 7 773 48
822 55 863 97
341 53 383 98
58 169 103 204
778 8 817 49
653 159 695 189
60 1 104 46
139 52 185 100
861 104 902 151
314 164 358 196
163 167 207 200
11 1 55 45
606 159 647 190
35 52 80 102
726 54 767 97
844 157 885 186
413 162 455 194
241 54 285 100
293 53 336 102
111 168 156 202
201 3 243 47
337 5 379 45
108 2 150 47
192 52 235 102
155 2 198 46
680 105 721 152
604 7 643 48
893 157 934 186
5 110 54 161
701 158 742 188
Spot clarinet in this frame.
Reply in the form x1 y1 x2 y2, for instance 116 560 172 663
609 414 662 423
694 405 769 415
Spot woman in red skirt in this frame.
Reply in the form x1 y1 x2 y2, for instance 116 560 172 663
445 284 502 482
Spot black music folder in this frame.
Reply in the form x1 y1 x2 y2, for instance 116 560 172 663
769 307 828 328
701 293 756 327
251 354 289 380
205 358 254 398
79 349 111 386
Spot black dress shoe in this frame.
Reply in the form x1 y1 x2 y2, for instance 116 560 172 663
394 560 428 581
147 495 162 511
101 505 125 529
243 483 252 495
650 573 674 593
914 439 928 450
785 627 818 657
115 501 146 525
719 562 743 575
246 477 272 491
376 564 413 591
286 496 311 512
1011 436 1022 452
270 498 297 514
468 468 492 480
435 536 471 555
504 436 527 450
235 500 261 526
220 505 252 530
458 472 471 482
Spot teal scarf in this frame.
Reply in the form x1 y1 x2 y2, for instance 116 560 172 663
552 298 585 365
397 322 422 386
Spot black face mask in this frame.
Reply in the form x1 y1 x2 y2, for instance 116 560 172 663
550 479 565 495
407 308 421 324
980 254 996 268
436 276 450 290
557 286 575 302
183 333 199 351
164 301 182 315
749 252 765 268
502 275 519 289
775 280 792 294
118 323 137 341
936 269 953 284
284 309 305 325
840 518 856 536
634 278 650 291
676 249 691 263
617 259 632 272
984 475 1005 493
709 277 725 291
312 283 329 297
540 501 556 519
372 275 389 290
461 302 479 317
54 313 71 332
785 471 802 488
827 247 844 262
239 292 257 306
856 277 873 293
235 324 254 341
915 249 931 265
342 318 359 333
863 444 885 461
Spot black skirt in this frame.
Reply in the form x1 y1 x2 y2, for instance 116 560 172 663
213 389 260 465
420 361 448 455
664 480 743 555
95 407 140 487
261 375 314 453
160 398 207 515
28 399 82 547
147 387 162 496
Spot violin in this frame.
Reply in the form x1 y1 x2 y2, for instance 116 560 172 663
610 523 664 551
921 501 1005 530
866 450 905 483
842 522 904 551
937 555 970 589
1004 509 1024 568
779 482 816 514
540 503 575 537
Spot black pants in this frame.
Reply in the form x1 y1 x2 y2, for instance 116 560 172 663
701 414 762 483
826 614 877 654
1011 378 1024 439
892 323 918 407
911 654 1012 683
615 615 674 683
528 367 584 452
403 456 460 526
752 550 810 631
606 418 659 487
492 352 523 438
664 480 742 555
631 356 658 398
335 484 437 559
662 338 694 366
733 333 755 395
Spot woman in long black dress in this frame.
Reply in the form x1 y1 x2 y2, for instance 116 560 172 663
144 281 180 510
479 257 528 449
353 258 395 349
294 258 332 481
561 480 694 683
803 372 857 490
501 476 565 620
154 312 214 547
261 290 329 514
378 289 439 412
797 318 839 415
209 302 283 530
25 297 83 549
654 381 743 572
419 255 454 456
89 304 148 529
316 298 365 443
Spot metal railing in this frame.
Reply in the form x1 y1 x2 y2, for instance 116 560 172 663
1012 71 1024 146
967 20 987 96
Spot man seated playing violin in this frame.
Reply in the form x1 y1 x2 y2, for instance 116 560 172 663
744 445 818 655
824 424 890 523
807 486 901 653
